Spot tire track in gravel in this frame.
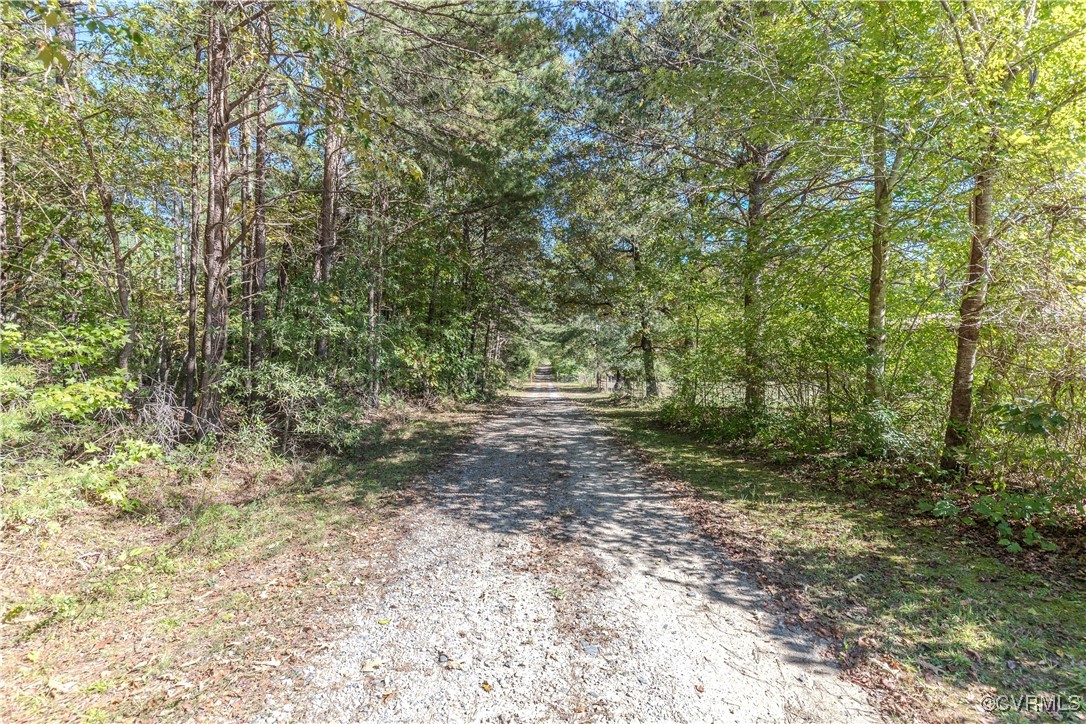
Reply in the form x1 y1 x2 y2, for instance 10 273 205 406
280 372 879 723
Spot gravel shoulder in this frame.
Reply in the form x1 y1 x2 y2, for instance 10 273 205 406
279 380 879 722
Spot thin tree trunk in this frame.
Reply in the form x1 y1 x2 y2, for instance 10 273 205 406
314 102 341 360
183 39 203 425
866 78 891 404
250 37 268 372
0 146 6 325
481 319 492 387
194 0 232 432
55 5 84 327
941 162 995 471
276 242 291 315
173 194 185 299
743 144 769 415
368 189 387 406
240 109 251 379
425 250 441 336
631 244 658 398
641 324 658 398
8 207 24 319
275 123 306 319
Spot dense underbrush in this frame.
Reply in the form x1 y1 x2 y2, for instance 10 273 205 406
651 394 1085 555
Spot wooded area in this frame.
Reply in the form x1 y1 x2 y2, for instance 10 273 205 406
547 1 1086 553
3 1 1086 719
2 0 554 453
2 0 1086 589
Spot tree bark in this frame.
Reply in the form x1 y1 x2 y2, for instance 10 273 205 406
194 0 232 432
239 107 251 391
314 101 342 360
173 194 185 300
0 143 6 324
641 326 658 398
250 35 268 371
865 78 891 404
182 38 203 425
941 163 994 471
630 244 658 398
55 3 84 327
367 190 387 406
425 248 441 339
742 143 769 415
275 124 306 318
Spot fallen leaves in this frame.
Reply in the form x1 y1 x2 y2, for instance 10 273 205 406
480 680 493 692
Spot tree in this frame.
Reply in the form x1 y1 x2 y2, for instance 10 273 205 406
194 0 233 431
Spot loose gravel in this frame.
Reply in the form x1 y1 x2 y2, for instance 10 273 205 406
269 379 879 723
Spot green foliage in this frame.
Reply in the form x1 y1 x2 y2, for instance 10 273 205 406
10 321 130 368
2 323 133 421
4 0 1086 554
67 438 161 509
547 0 1086 550
596 401 1086 713
0 365 37 403
989 399 1068 438
28 372 132 421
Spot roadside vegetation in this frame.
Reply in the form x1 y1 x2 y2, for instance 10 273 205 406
2 3 544 718
547 2 1086 558
4 1 1086 719
0 398 490 721
577 385 1086 720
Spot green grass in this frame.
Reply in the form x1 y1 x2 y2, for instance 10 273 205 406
585 397 1086 719
1 401 489 721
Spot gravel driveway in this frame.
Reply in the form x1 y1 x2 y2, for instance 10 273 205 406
283 376 878 723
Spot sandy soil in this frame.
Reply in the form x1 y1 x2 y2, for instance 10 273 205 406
268 375 878 723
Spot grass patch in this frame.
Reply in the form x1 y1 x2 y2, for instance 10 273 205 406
573 386 1086 721
0 400 492 722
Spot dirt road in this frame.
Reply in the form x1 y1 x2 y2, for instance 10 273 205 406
277 374 877 722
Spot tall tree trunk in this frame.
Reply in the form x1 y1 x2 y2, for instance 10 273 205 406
238 108 252 396
250 44 268 371
275 123 307 319
630 244 658 398
641 321 658 398
481 319 492 389
194 0 232 432
314 104 341 360
367 189 387 406
425 251 440 335
173 194 185 299
742 144 769 415
941 162 995 471
865 79 891 404
0 148 6 325
55 4 84 327
8 207 25 319
183 39 203 425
